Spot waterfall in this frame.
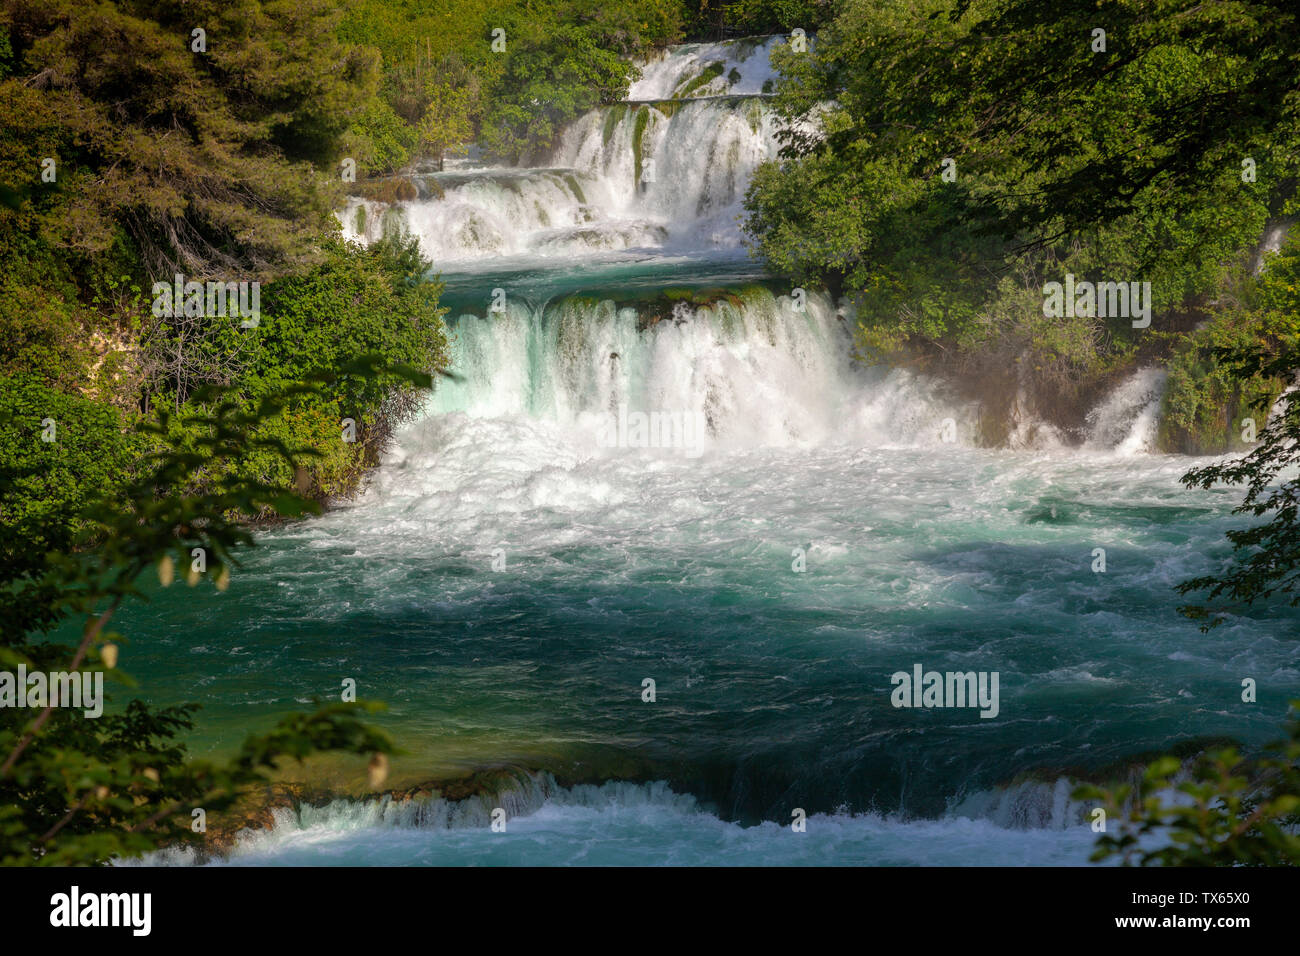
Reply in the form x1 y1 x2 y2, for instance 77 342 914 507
1083 368 1168 454
409 287 974 458
335 35 1174 453
627 36 783 100
339 39 787 265
551 97 779 250
340 97 779 263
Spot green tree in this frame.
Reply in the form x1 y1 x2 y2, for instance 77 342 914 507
1175 237 1300 629
139 233 450 506
419 75 478 171
744 0 1298 415
1 0 383 279
0 364 427 865
478 10 643 164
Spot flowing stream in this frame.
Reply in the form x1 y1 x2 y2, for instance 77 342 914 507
124 38 1299 866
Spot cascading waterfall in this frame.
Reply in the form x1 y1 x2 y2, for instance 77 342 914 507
122 38 1300 869
627 36 782 100
341 96 780 262
341 168 661 262
338 37 797 268
140 770 1114 867
424 288 973 450
336 30 1168 453
551 95 781 250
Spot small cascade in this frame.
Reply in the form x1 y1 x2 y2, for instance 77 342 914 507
628 36 783 99
1083 368 1168 454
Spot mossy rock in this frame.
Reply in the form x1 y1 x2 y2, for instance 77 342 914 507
634 285 764 330
602 103 629 146
671 61 726 99
352 175 426 204
632 105 652 186
563 173 587 205
649 99 682 119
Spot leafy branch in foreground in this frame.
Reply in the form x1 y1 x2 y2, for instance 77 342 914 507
1175 329 1300 631
0 358 430 865
1074 705 1300 866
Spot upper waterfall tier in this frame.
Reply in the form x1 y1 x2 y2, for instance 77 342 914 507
341 97 781 267
627 36 783 99
338 38 793 269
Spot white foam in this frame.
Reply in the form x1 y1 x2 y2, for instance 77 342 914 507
1084 368 1168 454
628 36 783 100
135 775 1109 867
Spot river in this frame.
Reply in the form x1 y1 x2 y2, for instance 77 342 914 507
126 38 1299 866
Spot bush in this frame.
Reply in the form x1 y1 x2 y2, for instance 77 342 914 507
142 234 450 508
0 375 413 865
0 376 143 573
1076 707 1300 866
1160 238 1300 454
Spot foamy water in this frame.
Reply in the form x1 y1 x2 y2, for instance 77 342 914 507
115 38 1300 867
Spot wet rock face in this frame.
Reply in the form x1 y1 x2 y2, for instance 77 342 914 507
351 176 427 205
198 783 304 858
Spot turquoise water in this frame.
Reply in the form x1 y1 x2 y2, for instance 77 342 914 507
118 37 1300 865
113 368 1300 863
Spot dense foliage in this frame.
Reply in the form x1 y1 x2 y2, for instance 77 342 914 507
340 0 687 168
0 0 371 277
0 0 450 540
0 368 423 864
1075 707 1300 866
745 0 1299 437
0 1 448 863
